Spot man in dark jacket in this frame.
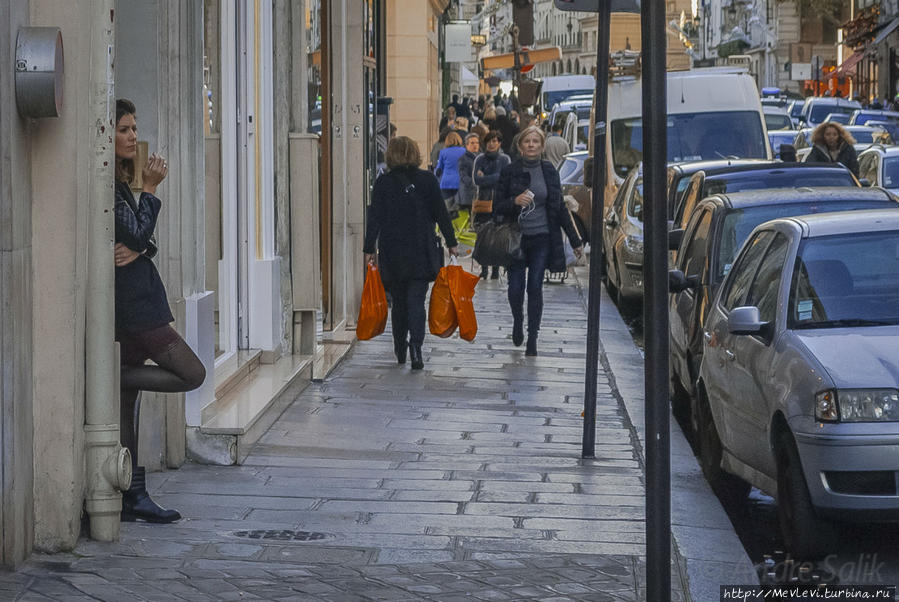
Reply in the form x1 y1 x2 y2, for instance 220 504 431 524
457 133 481 209
493 106 519 156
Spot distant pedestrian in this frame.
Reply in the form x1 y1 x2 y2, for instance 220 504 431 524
113 98 206 523
493 106 519 156
470 117 490 146
454 116 470 133
804 121 859 177
364 136 459 370
457 133 481 211
435 131 467 207
494 126 583 356
543 121 570 169
481 106 497 131
439 106 457 133
472 130 511 280
430 127 452 171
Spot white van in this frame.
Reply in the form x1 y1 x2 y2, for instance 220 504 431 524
597 67 772 208
539 74 596 114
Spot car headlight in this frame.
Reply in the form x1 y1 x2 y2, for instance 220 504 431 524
624 235 643 255
816 388 899 422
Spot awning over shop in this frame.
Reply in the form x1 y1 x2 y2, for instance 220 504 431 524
461 66 478 84
828 49 866 79
873 16 899 46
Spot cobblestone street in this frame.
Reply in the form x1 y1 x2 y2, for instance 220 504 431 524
2 271 689 601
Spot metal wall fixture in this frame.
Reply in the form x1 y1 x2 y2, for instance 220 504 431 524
15 27 64 118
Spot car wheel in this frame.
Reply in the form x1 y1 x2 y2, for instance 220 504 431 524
697 386 750 503
775 431 836 559
669 371 692 433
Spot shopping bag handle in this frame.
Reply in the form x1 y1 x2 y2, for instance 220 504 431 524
449 255 459 266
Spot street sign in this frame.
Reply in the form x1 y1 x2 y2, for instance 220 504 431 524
791 62 811 81
553 0 640 13
480 46 562 71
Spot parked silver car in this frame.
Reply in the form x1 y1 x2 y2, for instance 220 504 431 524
601 164 643 305
697 210 899 558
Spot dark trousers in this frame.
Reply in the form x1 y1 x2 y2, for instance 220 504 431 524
507 233 550 337
388 279 430 348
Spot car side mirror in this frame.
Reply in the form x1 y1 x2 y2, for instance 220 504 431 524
668 269 698 293
728 306 767 335
859 178 871 186
583 157 594 188
668 228 684 251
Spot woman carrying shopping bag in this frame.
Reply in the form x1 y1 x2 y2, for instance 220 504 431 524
472 130 511 280
494 126 584 357
363 136 459 370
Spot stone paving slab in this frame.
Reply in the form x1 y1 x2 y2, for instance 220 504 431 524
0 272 697 600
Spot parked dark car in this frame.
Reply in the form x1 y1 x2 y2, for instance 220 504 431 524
698 210 899 558
673 163 859 231
667 187 899 441
849 109 899 126
667 159 771 221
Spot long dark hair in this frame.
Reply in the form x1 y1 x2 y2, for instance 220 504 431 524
116 98 137 183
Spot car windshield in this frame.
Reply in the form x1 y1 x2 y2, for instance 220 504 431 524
611 111 767 178
545 89 594 110
716 201 894 281
559 157 582 183
810 104 856 123
790 230 899 328
883 158 899 188
765 113 793 130
703 169 855 197
790 102 804 118
855 112 899 125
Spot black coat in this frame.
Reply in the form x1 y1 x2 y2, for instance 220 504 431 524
806 142 859 177
114 181 175 333
494 159 582 273
363 167 458 288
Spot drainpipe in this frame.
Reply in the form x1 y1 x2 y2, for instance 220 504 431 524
83 0 132 541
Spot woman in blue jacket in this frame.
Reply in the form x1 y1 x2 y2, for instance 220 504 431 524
494 126 583 356
435 131 467 207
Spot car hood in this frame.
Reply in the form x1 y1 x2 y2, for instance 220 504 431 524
796 326 899 388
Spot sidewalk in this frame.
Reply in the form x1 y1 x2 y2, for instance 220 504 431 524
5 268 711 601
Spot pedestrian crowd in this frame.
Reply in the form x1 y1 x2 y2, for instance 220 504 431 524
365 91 583 369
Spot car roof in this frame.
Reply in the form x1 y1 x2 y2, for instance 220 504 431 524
781 209 899 237
700 162 851 178
853 109 899 117
860 145 899 157
763 105 789 114
804 97 862 107
668 158 771 175
711 186 895 209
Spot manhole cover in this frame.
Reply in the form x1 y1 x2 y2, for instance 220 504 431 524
232 530 330 541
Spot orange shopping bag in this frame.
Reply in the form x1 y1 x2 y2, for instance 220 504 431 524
428 266 457 337
356 263 388 340
446 261 479 342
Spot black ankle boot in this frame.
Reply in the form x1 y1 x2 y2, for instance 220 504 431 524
479 266 488 280
512 319 524 347
409 345 424 370
121 466 181 524
490 267 499 280
394 338 407 364
526 336 538 357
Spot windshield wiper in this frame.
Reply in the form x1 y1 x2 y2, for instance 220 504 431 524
797 318 899 328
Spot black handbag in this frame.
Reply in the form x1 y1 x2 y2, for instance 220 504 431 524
473 220 523 268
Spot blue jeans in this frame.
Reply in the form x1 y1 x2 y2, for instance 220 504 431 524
507 233 550 337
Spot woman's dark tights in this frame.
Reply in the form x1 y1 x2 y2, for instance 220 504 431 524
120 334 205 468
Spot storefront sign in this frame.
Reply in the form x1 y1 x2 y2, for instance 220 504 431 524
445 22 472 63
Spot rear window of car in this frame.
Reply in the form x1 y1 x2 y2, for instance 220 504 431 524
716 200 896 280
703 170 856 196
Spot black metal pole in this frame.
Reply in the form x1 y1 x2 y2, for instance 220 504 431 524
582 0 611 459
642 0 670 597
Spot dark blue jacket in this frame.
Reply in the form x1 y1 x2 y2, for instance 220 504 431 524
472 151 511 202
114 181 174 333
494 159 582 273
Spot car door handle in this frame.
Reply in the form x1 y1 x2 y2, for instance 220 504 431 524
724 350 735 362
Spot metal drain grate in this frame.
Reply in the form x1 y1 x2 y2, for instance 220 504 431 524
232 529 329 541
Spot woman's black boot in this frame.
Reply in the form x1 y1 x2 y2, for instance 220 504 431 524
409 345 424 370
394 338 407 364
121 466 182 524
479 266 488 279
525 335 538 357
512 318 524 347
490 267 500 280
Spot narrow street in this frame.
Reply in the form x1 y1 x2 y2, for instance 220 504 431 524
2 270 690 601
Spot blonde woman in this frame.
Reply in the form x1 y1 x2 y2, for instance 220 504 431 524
805 121 859 177
494 126 584 356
